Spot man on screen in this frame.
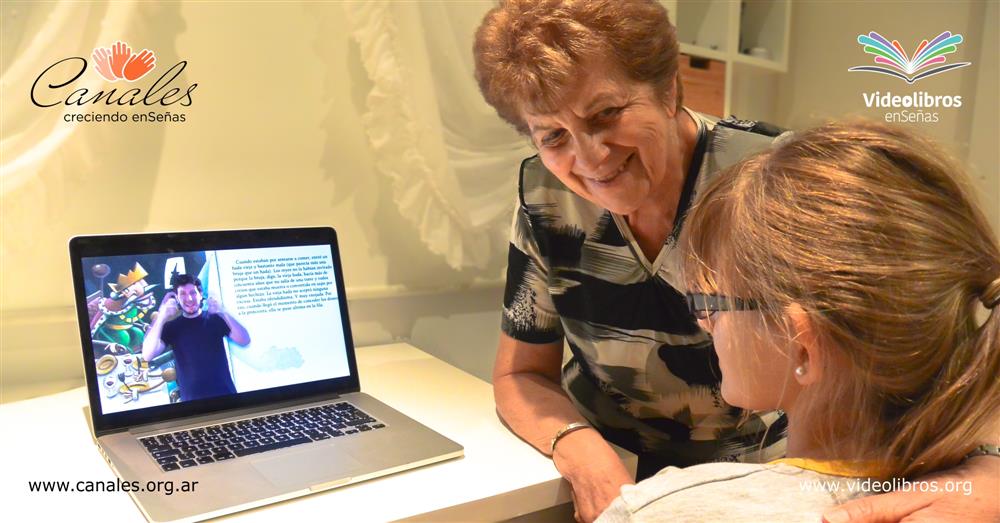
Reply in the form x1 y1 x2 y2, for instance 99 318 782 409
142 274 251 402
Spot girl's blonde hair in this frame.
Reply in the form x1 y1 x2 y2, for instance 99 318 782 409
680 119 1000 479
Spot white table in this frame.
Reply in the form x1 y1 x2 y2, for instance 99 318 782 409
0 343 636 522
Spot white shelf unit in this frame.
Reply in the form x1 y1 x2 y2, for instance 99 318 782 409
663 0 791 121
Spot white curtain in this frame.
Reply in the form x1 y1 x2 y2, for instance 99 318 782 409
0 1 134 195
344 1 534 270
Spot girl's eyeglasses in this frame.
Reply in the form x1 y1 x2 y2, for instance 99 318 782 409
685 293 761 322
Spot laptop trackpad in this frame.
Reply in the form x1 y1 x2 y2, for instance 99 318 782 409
251 446 363 490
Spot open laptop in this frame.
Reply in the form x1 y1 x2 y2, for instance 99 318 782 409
69 227 463 522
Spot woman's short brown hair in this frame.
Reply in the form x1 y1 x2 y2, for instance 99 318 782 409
473 0 682 134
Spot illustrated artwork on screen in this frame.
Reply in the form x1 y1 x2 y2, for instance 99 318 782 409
85 256 205 410
82 246 349 415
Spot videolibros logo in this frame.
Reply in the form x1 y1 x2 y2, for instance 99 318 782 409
848 31 972 84
850 31 970 124
31 40 197 123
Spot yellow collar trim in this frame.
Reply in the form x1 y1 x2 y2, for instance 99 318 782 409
768 458 882 478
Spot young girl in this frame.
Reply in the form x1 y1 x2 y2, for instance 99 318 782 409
597 120 999 521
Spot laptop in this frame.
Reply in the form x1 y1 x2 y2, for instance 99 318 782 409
69 227 464 522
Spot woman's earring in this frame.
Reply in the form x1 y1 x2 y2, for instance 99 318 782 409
794 364 808 377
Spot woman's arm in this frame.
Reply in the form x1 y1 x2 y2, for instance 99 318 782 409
822 454 999 523
493 332 634 522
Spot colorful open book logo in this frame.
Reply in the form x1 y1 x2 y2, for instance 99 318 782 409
91 41 156 82
848 31 971 84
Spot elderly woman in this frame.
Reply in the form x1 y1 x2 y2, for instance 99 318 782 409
473 1 997 522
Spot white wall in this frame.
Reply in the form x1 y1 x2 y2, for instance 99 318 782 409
774 0 998 232
966 0 1000 231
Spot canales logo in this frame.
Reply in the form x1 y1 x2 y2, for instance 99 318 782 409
848 31 972 84
849 31 971 124
91 41 156 82
31 40 197 123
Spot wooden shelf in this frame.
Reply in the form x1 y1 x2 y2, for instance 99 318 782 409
663 0 791 121
733 53 786 73
738 0 790 70
679 54 726 118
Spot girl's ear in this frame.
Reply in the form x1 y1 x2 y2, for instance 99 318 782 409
786 303 824 386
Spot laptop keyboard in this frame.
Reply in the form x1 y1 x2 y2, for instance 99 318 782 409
139 402 386 472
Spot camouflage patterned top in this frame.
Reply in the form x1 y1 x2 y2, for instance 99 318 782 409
501 111 788 465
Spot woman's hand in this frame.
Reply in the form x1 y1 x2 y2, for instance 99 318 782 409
822 455 999 522
492 333 633 521
553 427 635 523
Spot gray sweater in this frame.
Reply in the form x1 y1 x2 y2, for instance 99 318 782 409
596 462 868 522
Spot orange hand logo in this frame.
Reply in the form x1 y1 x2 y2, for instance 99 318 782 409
124 49 156 81
91 47 116 81
109 41 132 79
92 41 157 82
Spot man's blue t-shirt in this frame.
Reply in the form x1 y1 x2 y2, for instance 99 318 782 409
161 312 237 401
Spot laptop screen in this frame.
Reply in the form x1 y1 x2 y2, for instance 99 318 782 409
79 241 353 418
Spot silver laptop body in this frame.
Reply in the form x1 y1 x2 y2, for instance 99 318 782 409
70 227 463 522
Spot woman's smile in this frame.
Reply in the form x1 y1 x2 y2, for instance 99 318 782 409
584 153 634 187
